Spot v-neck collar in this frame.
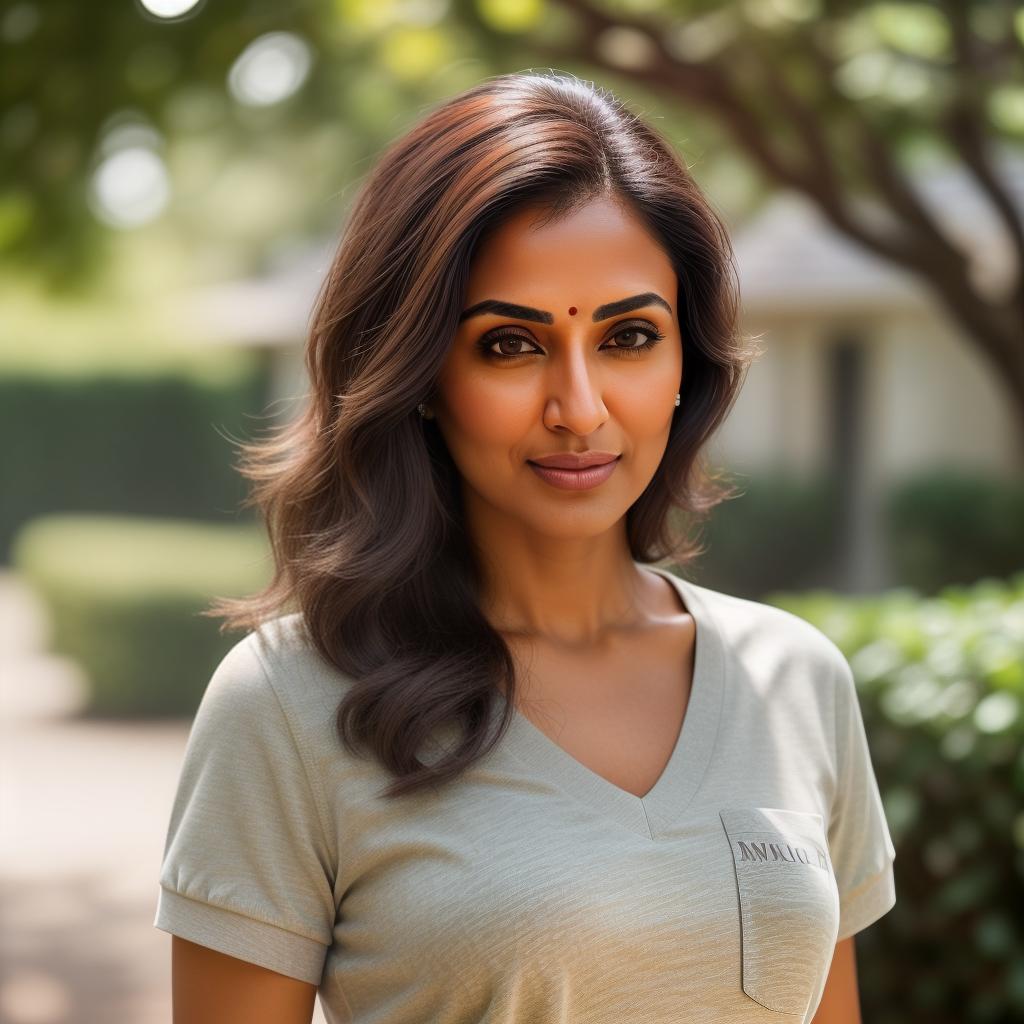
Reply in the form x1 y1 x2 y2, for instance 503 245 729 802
491 562 727 841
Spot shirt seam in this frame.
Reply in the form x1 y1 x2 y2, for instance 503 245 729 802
839 857 893 911
159 883 331 947
828 649 844 833
247 633 340 889
640 800 653 838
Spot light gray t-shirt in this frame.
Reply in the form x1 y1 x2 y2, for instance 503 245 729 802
154 565 897 1023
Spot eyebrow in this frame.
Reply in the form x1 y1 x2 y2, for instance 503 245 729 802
458 292 673 325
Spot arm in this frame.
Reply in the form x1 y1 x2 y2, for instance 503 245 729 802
172 936 318 1024
812 937 861 1024
155 637 338 1019
821 647 896 1021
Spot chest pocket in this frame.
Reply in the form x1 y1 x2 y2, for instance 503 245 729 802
719 807 840 1016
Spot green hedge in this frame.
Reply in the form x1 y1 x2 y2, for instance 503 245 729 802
765 574 1024 1023
684 470 842 599
0 350 270 565
883 466 1024 594
684 466 1024 601
11 514 273 716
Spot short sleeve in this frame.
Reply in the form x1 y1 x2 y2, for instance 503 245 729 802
153 633 338 985
827 650 897 941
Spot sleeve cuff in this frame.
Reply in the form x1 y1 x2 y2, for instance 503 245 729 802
836 860 897 941
153 885 329 986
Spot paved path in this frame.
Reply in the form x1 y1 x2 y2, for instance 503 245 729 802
0 570 328 1023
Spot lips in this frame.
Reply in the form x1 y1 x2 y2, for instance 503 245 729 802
527 452 620 470
527 455 620 491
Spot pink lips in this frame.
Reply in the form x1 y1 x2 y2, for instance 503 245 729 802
527 454 621 491
528 451 619 469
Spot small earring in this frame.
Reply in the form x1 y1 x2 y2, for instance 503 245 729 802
674 392 681 408
417 403 433 419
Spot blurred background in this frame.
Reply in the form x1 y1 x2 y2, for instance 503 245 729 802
1 0 1023 1021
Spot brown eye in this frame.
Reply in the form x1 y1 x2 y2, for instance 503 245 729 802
493 336 532 357
476 331 539 360
610 327 652 349
476 321 665 363
603 322 667 357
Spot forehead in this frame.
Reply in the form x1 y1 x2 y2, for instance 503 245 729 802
466 196 677 302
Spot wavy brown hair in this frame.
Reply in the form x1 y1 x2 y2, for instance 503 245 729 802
207 70 760 798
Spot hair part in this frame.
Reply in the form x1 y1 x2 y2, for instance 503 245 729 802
204 70 761 798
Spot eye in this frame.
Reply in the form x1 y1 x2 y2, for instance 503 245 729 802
477 320 667 362
605 322 666 356
478 331 541 360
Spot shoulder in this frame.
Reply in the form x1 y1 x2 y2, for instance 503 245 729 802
678 578 857 768
680 576 849 681
200 612 354 744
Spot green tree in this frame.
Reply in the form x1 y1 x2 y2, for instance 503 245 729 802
2 0 1023 436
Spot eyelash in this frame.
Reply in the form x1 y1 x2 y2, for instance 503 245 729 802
477 320 667 362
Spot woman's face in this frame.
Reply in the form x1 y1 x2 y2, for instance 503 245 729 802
432 194 683 543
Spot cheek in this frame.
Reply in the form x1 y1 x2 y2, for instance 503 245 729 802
616 373 677 440
439 373 530 461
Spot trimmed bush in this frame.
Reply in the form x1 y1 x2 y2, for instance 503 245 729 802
884 466 1024 594
0 350 270 565
764 573 1024 1024
11 513 273 716
684 469 842 599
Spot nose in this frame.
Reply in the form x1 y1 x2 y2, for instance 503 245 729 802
541 347 607 434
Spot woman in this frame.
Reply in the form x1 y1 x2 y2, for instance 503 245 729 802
154 71 896 1023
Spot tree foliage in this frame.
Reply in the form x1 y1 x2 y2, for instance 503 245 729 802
2 0 1022 424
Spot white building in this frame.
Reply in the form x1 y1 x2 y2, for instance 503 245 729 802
723 154 1023 589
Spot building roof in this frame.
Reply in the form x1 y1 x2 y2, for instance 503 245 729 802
732 146 1024 317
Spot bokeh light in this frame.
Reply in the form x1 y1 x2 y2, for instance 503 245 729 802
137 0 203 18
88 146 170 229
227 32 313 107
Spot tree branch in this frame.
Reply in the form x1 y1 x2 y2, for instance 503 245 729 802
799 25 972 275
524 0 1024 436
538 0 943 266
940 0 1024 311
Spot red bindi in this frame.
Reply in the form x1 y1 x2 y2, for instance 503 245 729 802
568 306 577 315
